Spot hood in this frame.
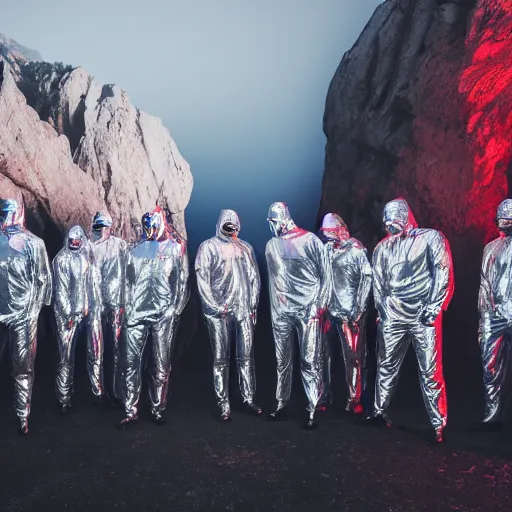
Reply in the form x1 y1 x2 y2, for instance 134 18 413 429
497 199 512 220
216 209 240 239
496 199 512 236
91 211 113 242
267 202 297 238
320 213 349 243
382 198 418 236
66 225 88 252
0 198 25 232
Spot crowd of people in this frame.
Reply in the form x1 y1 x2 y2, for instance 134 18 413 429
0 196 510 443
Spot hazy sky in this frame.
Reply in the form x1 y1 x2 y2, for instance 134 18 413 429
3 0 380 257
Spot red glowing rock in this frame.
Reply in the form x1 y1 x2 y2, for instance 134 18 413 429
319 0 512 349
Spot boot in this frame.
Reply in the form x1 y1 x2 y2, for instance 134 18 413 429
245 402 263 416
19 419 29 436
305 410 318 430
266 403 287 421
116 415 137 430
364 414 392 428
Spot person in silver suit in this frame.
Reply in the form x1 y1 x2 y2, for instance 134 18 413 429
53 225 102 411
117 206 189 428
89 211 128 404
317 213 372 415
475 199 512 431
195 209 262 421
0 198 52 435
369 198 454 443
265 202 331 429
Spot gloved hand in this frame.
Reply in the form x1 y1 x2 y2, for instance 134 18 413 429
420 305 438 326
218 303 229 318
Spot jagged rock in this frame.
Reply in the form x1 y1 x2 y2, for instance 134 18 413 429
0 33 197 361
62 67 193 239
1 33 193 241
0 33 41 81
0 60 107 257
318 0 512 368
15 62 192 240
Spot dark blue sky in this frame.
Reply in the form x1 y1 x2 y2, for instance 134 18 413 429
4 0 380 257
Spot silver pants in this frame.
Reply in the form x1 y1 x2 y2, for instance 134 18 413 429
320 316 367 408
479 314 512 422
272 310 322 413
123 315 178 419
205 314 256 415
90 307 124 400
374 318 447 429
55 315 104 406
0 318 38 424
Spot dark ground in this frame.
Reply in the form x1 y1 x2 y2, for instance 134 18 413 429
0 298 511 512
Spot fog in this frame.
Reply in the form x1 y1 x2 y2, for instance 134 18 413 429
3 0 380 256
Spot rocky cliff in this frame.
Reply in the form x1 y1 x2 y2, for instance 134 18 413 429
1 35 196 359
0 34 193 251
0 60 107 256
319 0 512 370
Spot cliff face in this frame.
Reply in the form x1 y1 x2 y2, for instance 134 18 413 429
319 0 512 363
0 61 107 257
0 36 197 357
0 34 193 247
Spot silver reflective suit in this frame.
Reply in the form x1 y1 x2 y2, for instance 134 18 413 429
0 199 52 434
478 199 512 425
318 213 372 412
53 225 101 409
265 202 331 425
89 212 128 401
195 210 261 419
372 198 453 438
121 206 189 425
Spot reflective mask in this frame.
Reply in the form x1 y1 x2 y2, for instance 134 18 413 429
68 237 84 251
67 226 86 251
497 218 512 236
385 221 404 236
91 226 111 242
91 211 113 241
268 218 279 237
0 199 21 232
321 226 349 243
221 222 238 238
142 209 165 241
383 200 410 236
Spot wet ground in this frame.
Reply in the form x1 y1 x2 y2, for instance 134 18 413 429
0 308 510 512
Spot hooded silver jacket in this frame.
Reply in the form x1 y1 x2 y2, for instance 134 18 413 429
0 200 52 325
196 209 260 318
52 226 98 320
126 234 189 326
373 200 453 324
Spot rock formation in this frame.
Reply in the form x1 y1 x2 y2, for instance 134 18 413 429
319 0 512 371
0 33 193 245
0 60 107 257
1 35 196 359
0 33 41 80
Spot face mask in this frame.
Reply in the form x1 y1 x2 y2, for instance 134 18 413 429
497 218 512 236
385 222 403 236
69 238 83 251
268 219 280 237
92 225 110 241
221 222 237 237
143 213 164 240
